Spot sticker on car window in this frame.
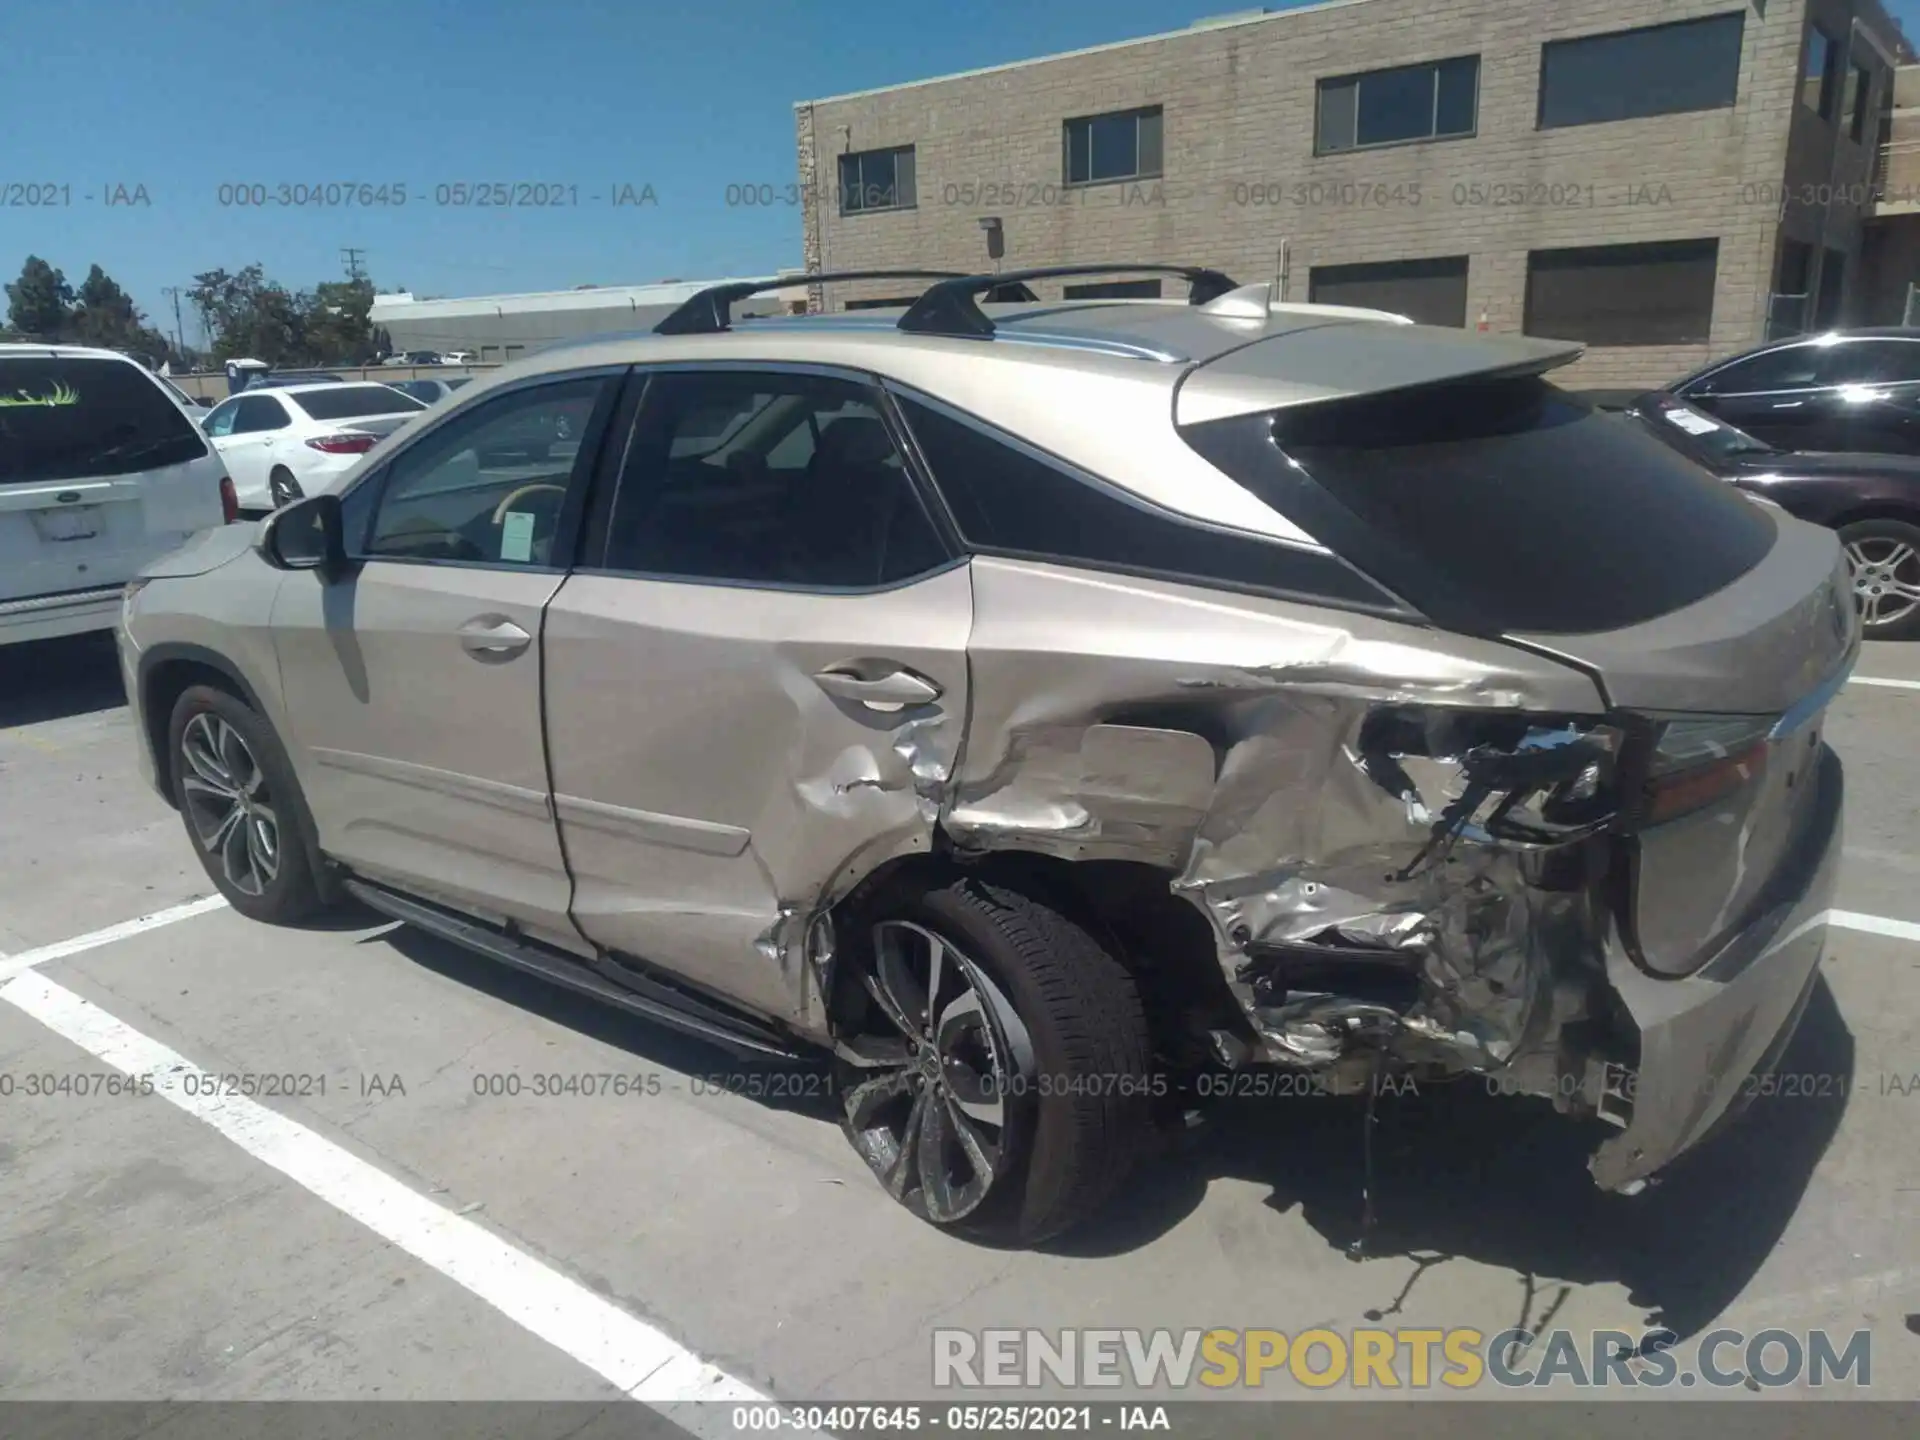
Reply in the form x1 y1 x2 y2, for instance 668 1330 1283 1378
499 510 536 563
1663 408 1721 436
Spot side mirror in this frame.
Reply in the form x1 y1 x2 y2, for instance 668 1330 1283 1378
258 493 350 582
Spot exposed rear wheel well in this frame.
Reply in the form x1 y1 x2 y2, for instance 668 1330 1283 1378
833 848 1247 1070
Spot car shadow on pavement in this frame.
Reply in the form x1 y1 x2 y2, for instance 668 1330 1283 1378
0 632 127 729
374 916 1852 1344
1054 977 1855 1345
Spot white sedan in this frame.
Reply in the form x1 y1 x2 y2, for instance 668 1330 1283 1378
200 382 427 513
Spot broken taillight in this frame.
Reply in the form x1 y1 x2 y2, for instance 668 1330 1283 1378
1639 715 1773 826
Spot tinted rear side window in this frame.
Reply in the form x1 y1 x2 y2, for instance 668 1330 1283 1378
0 356 206 485
896 393 1412 616
294 385 426 421
1179 377 1776 636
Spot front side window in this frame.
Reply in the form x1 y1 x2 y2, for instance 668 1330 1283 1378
1539 14 1744 128
838 145 916 214
1063 106 1164 184
1690 344 1828 395
361 377 606 567
204 399 242 438
232 395 291 433
1525 238 1719 346
0 356 206 484
1804 24 1837 116
1317 57 1477 153
601 371 947 590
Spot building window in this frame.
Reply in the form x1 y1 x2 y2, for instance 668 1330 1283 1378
1846 60 1874 141
1814 248 1847 329
838 145 916 214
1538 14 1744 129
1062 279 1164 299
1309 256 1469 328
1316 57 1477 153
1524 239 1719 346
1063 107 1163 185
842 296 921 310
1803 24 1837 116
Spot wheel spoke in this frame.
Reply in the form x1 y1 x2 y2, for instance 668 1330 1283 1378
874 925 931 1037
944 1059 1006 1126
935 987 986 1051
202 801 244 857
842 1067 915 1131
246 809 280 883
833 1033 914 1069
861 972 920 1043
1863 591 1888 624
181 718 238 794
922 934 947 1030
943 1091 1001 1182
916 1089 962 1221
1882 542 1916 570
886 1085 931 1199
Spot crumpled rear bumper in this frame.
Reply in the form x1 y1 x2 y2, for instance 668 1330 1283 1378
1589 743 1844 1191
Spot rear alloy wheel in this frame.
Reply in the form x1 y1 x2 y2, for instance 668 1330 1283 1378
1840 518 1920 641
832 877 1153 1244
168 685 325 923
269 467 304 509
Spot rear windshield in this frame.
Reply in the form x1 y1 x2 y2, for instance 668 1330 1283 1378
0 356 207 485
292 385 427 421
1182 376 1776 636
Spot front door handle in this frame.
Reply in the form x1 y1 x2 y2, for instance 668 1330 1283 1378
460 617 532 658
813 665 942 708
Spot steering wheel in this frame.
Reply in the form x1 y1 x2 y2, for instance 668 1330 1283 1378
491 483 568 527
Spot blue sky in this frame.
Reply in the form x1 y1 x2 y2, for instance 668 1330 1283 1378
4 0 1919 346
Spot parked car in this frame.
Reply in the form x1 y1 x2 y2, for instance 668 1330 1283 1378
440 350 475 365
200 382 427 513
403 350 444 366
1618 389 1920 639
119 266 1854 1244
390 377 473 405
1669 328 1920 456
1 343 234 648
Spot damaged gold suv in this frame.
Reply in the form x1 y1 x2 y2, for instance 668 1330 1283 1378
118 266 1857 1243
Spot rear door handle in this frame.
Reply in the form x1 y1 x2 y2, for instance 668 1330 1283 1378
460 617 532 658
813 666 942 708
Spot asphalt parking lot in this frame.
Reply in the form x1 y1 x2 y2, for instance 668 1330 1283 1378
2 629 1917 1431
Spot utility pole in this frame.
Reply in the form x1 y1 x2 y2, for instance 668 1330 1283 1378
160 286 186 358
341 248 367 281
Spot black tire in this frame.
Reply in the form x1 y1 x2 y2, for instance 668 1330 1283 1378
268 467 304 509
832 874 1153 1244
1839 517 1920 641
167 684 327 923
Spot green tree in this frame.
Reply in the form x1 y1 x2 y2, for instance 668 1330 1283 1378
5 255 75 338
302 278 377 364
188 265 305 364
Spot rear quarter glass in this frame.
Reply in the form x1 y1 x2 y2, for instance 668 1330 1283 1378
0 356 208 484
1180 377 1776 636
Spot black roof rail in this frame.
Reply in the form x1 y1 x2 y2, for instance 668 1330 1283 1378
897 265 1240 339
653 269 1024 336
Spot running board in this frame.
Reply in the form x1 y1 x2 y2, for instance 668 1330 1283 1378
343 879 803 1061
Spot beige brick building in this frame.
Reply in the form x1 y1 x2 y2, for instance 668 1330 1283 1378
796 0 1914 387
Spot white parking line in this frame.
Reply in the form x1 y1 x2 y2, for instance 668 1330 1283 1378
0 903 815 1436
1826 909 1920 945
0 894 228 985
1849 676 1920 691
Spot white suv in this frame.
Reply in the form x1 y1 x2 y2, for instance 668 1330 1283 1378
1 345 235 648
